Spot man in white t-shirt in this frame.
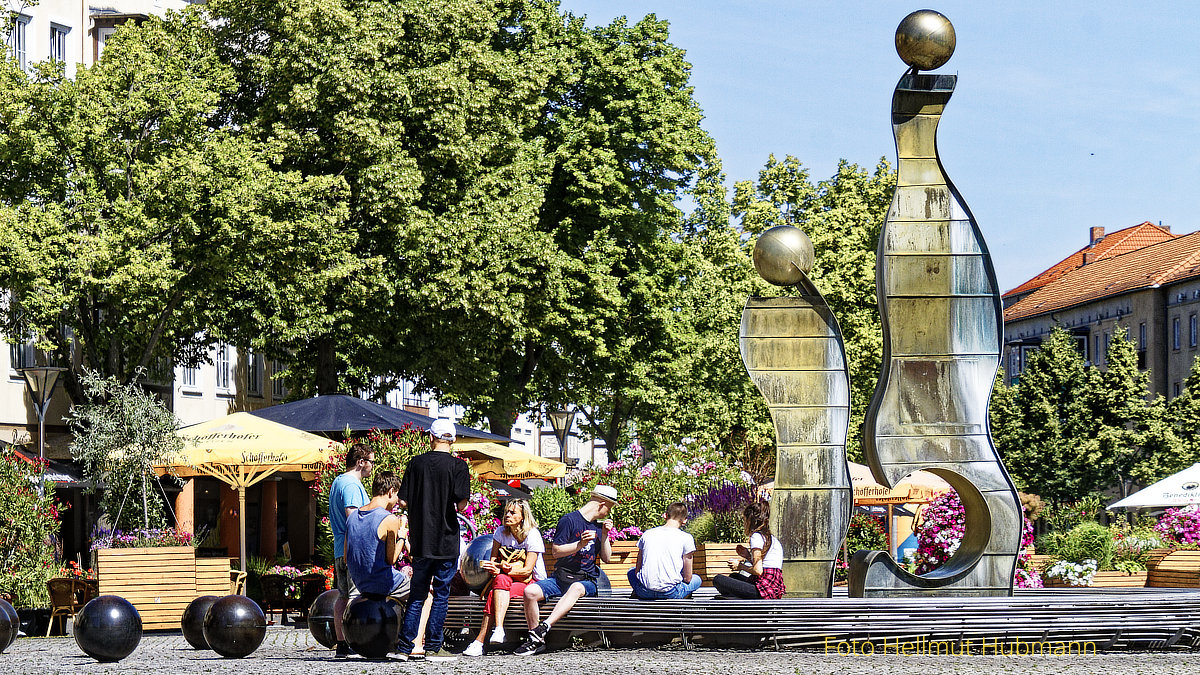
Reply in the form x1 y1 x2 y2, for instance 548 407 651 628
627 502 702 599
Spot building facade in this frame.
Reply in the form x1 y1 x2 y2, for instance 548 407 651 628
1003 222 1200 398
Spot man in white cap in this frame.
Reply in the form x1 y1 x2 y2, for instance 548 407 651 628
516 484 618 656
395 418 470 661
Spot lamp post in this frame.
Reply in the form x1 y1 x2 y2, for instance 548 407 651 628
19 366 67 489
548 409 576 465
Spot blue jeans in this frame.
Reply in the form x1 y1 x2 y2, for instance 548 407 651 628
535 575 598 599
626 568 702 599
398 557 457 654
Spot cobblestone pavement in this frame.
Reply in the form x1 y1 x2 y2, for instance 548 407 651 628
3 627 1198 674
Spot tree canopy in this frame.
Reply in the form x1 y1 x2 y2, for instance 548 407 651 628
0 10 352 402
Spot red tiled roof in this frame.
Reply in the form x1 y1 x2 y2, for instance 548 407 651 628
1005 230 1200 322
1003 222 1176 298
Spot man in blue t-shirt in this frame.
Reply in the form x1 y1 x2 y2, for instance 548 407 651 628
516 485 618 656
328 443 373 657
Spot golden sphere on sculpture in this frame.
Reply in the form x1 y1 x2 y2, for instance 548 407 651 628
753 225 814 286
895 10 955 70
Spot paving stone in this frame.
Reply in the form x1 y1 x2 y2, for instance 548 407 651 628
2 626 1197 674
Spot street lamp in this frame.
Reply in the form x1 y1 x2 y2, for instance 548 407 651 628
19 367 67 481
548 409 576 464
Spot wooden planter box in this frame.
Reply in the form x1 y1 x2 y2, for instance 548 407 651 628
544 540 638 590
1044 570 1148 588
96 547 230 631
1146 549 1200 588
696 542 742 582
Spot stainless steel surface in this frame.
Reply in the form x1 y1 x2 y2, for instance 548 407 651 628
895 9 955 71
741 230 851 598
848 33 1022 597
753 225 815 286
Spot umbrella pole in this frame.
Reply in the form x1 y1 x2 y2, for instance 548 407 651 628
239 485 248 583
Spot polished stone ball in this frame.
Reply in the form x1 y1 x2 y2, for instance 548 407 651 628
342 594 401 659
753 225 814 286
459 534 495 591
896 10 955 70
73 595 142 662
181 595 219 650
0 598 17 652
203 595 267 659
307 589 341 649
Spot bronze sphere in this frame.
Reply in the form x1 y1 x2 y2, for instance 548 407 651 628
895 10 955 70
753 225 814 286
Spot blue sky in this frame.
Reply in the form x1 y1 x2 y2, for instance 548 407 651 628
559 1 1200 292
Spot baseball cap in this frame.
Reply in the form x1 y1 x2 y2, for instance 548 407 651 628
591 485 620 504
430 419 457 442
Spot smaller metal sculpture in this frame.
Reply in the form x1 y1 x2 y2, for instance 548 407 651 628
741 225 851 597
308 589 341 649
343 594 402 659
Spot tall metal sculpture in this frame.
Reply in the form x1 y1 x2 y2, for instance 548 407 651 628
847 10 1022 597
741 225 851 598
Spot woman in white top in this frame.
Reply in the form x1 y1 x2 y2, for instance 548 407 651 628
712 501 786 599
462 499 545 657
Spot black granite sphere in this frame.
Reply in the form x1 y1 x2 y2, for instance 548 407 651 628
73 595 142 662
342 594 400 659
202 595 267 658
181 595 220 650
307 589 340 649
0 598 17 652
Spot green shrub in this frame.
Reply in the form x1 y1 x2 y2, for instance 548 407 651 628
529 485 575 533
1055 522 1115 570
683 511 716 546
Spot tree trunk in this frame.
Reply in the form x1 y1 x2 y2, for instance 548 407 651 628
486 405 515 441
315 336 340 395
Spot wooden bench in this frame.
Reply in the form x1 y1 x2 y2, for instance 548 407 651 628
1148 550 1200 588
443 588 1200 650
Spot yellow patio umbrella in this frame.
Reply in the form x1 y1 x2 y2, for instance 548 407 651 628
849 461 951 505
456 442 567 480
152 412 343 575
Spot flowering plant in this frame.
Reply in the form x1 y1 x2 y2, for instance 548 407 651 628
0 448 61 606
1045 559 1098 586
91 527 195 550
913 491 966 574
58 561 97 580
1155 504 1200 545
686 482 760 543
607 526 643 542
573 443 749 531
834 513 888 581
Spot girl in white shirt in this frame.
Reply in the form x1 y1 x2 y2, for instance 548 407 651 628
463 499 545 656
712 501 786 599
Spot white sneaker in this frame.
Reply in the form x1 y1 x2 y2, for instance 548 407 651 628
462 641 485 657
489 627 506 644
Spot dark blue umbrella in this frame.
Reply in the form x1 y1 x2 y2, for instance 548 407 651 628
249 394 512 443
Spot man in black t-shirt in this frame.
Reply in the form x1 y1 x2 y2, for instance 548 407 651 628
396 419 470 661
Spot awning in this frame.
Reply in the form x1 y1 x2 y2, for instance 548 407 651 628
11 448 90 488
487 479 533 501
850 462 951 504
1109 462 1200 509
152 412 343 575
248 394 513 443
458 443 566 480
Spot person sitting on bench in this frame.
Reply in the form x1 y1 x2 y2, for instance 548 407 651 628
345 471 412 603
515 485 618 656
627 501 702 600
712 501 786 599
461 498 545 657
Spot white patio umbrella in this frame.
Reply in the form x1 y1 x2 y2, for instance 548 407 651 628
1108 463 1200 509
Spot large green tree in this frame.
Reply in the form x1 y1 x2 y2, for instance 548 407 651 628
992 327 1181 502
0 11 352 401
731 155 895 461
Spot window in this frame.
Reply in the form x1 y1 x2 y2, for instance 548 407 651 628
1139 322 1146 351
1104 332 1110 359
215 343 231 392
1174 382 1181 398
9 333 36 371
246 350 263 396
1093 335 1101 364
4 15 28 71
271 360 287 398
1173 317 1181 350
1190 315 1197 348
50 24 68 63
96 26 116 60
